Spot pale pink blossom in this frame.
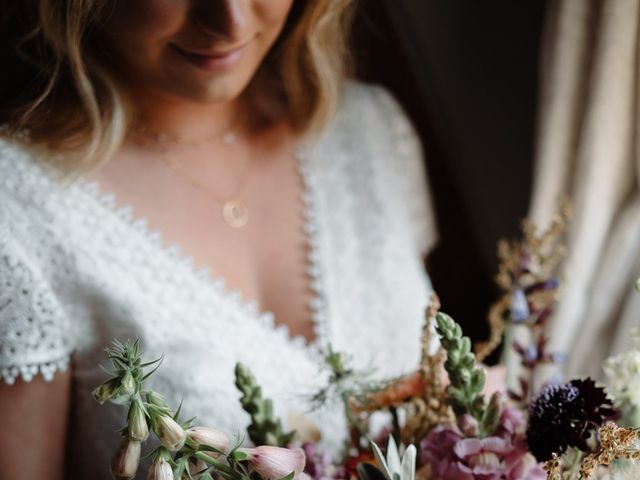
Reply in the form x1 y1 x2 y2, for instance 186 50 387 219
147 457 173 480
111 437 141 479
155 414 186 451
186 426 230 455
242 445 306 479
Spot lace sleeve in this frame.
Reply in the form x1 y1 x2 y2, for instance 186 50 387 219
0 223 73 385
371 86 439 257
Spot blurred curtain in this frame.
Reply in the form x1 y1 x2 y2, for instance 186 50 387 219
530 0 640 378
354 0 545 345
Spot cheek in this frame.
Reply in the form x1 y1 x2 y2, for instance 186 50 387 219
104 0 187 46
254 0 295 29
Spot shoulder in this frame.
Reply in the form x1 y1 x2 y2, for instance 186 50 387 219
340 80 402 111
0 135 67 224
0 134 41 174
0 135 49 204
334 80 410 132
322 80 423 162
0 137 33 231
0 134 63 184
0 138 79 385
321 81 438 255
0 135 76 281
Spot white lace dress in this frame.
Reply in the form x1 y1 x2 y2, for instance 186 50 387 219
0 82 437 478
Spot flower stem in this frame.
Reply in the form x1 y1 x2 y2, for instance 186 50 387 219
193 451 243 478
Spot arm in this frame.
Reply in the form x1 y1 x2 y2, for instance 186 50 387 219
0 371 71 480
0 215 75 480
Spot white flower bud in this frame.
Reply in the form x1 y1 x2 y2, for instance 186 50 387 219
242 446 306 480
128 401 149 441
155 414 187 451
186 427 230 455
120 371 136 396
92 378 120 405
110 372 137 406
147 391 169 409
111 437 141 479
147 457 173 480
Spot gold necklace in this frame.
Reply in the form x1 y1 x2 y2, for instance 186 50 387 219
157 148 253 229
134 124 237 147
132 119 252 228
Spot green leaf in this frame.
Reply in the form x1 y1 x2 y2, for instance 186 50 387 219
174 398 184 420
401 445 416 480
460 337 471 354
234 362 295 447
141 355 164 381
371 441 391 480
385 436 401 477
470 369 486 393
275 472 295 480
231 450 249 462
435 311 491 429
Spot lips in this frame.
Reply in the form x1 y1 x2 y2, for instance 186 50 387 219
171 43 247 71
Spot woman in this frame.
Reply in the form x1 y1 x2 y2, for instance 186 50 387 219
0 1 437 478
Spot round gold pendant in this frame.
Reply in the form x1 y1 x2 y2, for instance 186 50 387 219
222 199 249 228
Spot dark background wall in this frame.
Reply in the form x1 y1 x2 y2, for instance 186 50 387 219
352 0 548 351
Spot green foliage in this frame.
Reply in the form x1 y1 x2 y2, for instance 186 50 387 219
94 339 257 480
234 363 296 447
435 312 500 437
370 437 416 480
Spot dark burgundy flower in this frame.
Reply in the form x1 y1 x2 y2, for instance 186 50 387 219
526 378 617 461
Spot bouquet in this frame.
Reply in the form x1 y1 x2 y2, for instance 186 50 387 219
93 204 640 480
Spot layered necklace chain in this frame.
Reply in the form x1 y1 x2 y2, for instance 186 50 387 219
132 123 252 229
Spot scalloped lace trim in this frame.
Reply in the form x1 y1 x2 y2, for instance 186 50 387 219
72 142 328 361
1 356 69 385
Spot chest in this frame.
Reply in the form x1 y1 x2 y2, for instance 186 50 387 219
53 135 431 375
83 144 316 342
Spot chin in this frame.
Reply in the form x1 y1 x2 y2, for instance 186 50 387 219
167 81 249 103
163 73 254 104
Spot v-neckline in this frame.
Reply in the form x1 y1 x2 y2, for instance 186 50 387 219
70 141 329 358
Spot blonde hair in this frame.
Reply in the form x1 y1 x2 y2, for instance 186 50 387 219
0 0 356 175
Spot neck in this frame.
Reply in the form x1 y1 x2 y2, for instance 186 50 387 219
128 88 243 141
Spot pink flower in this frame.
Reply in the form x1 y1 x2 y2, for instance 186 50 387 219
421 407 546 480
494 406 526 438
155 415 186 451
186 426 230 455
242 446 306 479
302 442 345 480
111 437 141 479
147 457 173 480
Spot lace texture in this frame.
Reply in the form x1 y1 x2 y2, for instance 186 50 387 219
0 81 437 478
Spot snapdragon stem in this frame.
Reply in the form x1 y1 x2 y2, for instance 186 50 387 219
342 392 367 438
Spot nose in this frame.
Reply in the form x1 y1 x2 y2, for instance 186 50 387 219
192 0 250 42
